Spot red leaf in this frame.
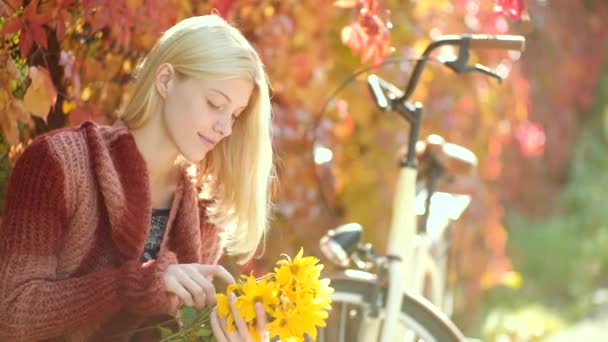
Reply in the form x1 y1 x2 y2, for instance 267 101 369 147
2 17 22 34
361 43 375 64
19 30 33 57
22 0 42 23
371 47 384 68
2 0 22 15
209 0 235 18
90 7 111 32
515 121 545 157
30 23 47 49
69 102 105 127
494 0 526 21
333 0 358 8
341 23 367 53
56 15 66 40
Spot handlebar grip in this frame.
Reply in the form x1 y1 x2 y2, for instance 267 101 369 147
468 34 526 51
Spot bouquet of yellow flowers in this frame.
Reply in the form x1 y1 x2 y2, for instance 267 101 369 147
158 248 334 342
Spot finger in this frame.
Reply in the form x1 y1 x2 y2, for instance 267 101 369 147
184 266 217 307
229 292 250 340
198 264 236 285
165 276 194 307
210 309 228 342
255 302 267 337
175 269 207 309
218 305 229 334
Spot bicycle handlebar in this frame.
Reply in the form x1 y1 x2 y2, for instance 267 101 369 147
367 33 525 167
398 34 526 102
446 34 526 52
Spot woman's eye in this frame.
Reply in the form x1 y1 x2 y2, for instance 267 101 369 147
207 100 222 110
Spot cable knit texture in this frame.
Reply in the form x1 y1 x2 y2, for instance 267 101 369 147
0 120 223 341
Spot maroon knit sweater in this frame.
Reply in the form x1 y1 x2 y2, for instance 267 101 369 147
0 120 222 341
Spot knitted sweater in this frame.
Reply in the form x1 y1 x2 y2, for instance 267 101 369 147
0 120 222 341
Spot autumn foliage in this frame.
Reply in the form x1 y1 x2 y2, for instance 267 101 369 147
1 0 607 328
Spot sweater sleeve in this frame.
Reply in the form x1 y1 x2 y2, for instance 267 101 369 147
0 138 178 341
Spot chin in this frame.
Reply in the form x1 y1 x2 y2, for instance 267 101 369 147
179 148 207 163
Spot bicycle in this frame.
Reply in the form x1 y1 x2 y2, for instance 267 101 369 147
315 34 526 342
318 136 477 342
405 133 478 316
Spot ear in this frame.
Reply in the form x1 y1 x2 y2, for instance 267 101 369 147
155 63 175 99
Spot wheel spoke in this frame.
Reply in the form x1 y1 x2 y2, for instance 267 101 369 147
326 276 465 342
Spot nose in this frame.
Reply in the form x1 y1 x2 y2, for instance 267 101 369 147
213 113 233 138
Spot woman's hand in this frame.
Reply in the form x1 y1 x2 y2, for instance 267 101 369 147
210 293 268 342
163 264 235 310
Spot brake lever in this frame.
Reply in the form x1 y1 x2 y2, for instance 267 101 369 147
467 64 503 83
444 60 503 83
367 74 391 111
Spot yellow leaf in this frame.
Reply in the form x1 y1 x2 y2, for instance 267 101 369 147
63 100 76 113
23 66 57 120
0 90 19 144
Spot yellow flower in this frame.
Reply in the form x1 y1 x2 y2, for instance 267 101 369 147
275 248 323 288
227 283 241 296
284 337 303 342
235 275 279 323
313 277 334 309
268 310 298 341
215 293 236 332
248 322 262 342
268 304 323 341
213 248 334 342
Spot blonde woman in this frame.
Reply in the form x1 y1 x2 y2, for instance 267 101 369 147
0 15 273 342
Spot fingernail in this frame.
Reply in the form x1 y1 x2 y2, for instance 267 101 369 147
229 292 237 303
255 302 264 313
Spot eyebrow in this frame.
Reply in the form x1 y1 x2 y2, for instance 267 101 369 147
209 88 232 103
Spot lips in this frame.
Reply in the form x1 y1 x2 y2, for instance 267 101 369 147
198 133 217 148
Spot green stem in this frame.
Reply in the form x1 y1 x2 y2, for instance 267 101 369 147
160 309 214 342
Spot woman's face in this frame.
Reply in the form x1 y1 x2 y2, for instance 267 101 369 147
160 68 254 162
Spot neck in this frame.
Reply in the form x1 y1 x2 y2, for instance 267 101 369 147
129 114 180 191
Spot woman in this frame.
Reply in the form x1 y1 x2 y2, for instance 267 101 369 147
0 15 273 341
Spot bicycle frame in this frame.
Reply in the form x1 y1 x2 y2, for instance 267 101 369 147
380 94 422 342
371 34 526 341
412 186 472 314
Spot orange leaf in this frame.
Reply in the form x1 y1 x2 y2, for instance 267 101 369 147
333 0 358 8
23 66 57 120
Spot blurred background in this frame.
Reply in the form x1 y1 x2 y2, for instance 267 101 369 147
1 0 607 340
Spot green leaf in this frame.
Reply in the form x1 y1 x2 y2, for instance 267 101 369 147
180 307 198 327
158 326 173 338
194 328 212 336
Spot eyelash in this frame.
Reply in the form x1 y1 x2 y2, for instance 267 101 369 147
207 100 238 123
207 100 222 110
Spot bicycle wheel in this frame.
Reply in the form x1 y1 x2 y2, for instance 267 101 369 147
317 271 466 342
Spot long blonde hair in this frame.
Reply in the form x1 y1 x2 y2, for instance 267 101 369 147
117 15 274 263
